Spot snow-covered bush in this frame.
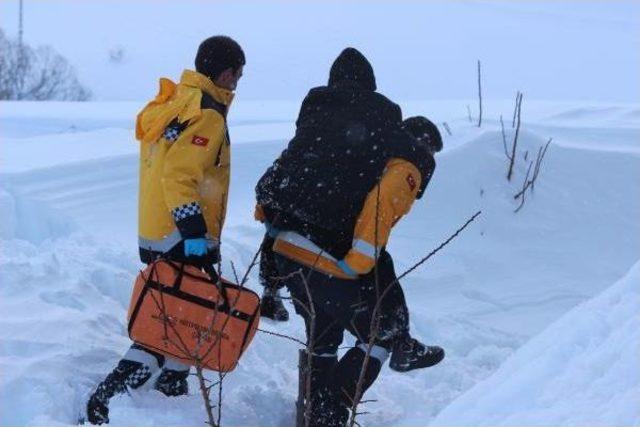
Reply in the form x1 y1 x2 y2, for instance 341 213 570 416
0 28 91 101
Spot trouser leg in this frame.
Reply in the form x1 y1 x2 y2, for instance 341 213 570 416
372 253 446 372
337 283 392 408
362 250 410 343
332 345 386 408
275 254 350 427
290 275 344 399
260 234 290 321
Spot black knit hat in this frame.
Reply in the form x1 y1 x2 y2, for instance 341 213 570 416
328 47 376 91
195 36 245 81
403 116 443 153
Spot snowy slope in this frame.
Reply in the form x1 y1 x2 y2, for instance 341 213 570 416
1 99 639 426
429 260 640 427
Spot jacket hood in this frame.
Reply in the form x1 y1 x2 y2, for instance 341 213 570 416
135 70 233 144
328 48 376 91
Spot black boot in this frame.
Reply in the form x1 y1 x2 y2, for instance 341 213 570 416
260 289 289 321
86 360 153 425
389 336 445 372
154 368 189 397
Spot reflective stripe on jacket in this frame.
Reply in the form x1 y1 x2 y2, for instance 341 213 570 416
261 158 423 277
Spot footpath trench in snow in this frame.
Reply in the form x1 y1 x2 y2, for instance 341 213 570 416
0 101 639 426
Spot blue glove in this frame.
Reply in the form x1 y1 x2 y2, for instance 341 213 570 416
264 221 280 238
337 259 358 279
184 238 208 257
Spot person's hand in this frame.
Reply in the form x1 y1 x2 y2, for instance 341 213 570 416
264 221 280 238
184 238 208 257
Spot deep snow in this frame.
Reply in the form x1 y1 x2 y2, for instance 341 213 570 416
429 260 640 427
2 1 639 424
1 98 639 426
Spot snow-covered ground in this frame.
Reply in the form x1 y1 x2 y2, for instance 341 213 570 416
430 260 640 427
1 0 639 425
1 98 639 426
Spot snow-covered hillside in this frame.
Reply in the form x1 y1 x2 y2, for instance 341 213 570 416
1 99 638 426
429 260 640 427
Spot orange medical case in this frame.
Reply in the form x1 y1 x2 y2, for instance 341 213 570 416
127 260 260 372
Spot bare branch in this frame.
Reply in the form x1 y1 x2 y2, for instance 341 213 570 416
195 364 218 427
349 210 482 426
258 328 307 346
0 30 91 101
507 92 523 181
514 161 534 213
512 91 521 128
531 138 552 191
348 178 384 426
512 138 552 212
500 115 510 160
442 122 452 136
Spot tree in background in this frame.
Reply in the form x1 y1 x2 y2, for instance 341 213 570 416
0 29 91 101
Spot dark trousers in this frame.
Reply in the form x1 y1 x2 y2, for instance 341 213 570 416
260 232 410 340
274 251 407 406
362 249 410 343
269 245 409 349
259 234 283 291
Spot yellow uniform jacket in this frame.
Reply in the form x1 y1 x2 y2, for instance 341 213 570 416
136 70 233 262
257 158 423 278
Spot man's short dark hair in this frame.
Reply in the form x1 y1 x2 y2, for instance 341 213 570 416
403 116 443 153
195 36 245 81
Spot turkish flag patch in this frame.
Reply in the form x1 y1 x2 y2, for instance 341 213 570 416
192 135 209 147
406 174 417 191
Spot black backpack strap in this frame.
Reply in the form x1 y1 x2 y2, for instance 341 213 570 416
200 92 231 166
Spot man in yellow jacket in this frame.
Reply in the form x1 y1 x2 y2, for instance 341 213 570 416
86 35 244 425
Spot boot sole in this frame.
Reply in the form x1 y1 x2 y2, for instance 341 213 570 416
389 348 445 372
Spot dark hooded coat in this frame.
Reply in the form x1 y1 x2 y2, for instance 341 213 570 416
256 48 434 259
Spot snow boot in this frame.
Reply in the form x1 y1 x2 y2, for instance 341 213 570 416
389 336 445 372
86 359 153 425
309 386 349 427
154 368 189 397
260 288 289 321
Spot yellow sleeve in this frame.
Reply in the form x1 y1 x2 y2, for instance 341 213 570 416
162 109 226 238
343 159 422 274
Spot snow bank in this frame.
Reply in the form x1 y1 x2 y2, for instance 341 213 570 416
0 99 638 425
430 261 640 427
0 187 75 243
0 235 139 426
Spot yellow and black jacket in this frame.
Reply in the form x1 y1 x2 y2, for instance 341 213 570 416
136 70 233 263
254 48 434 279
256 158 424 278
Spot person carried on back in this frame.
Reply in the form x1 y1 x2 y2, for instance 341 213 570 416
255 47 444 426
86 35 244 425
